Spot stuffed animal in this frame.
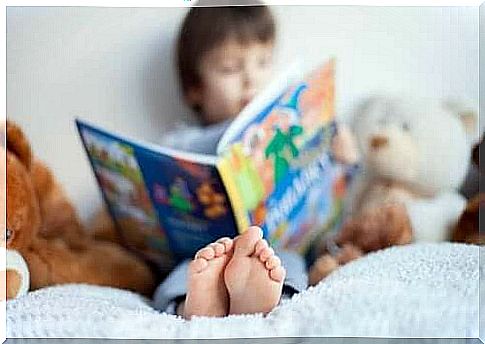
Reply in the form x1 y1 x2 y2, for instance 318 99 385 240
309 96 476 285
451 136 483 244
4 248 30 299
4 120 156 298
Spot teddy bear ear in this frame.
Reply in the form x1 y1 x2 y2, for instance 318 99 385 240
442 99 478 139
351 96 380 129
6 120 32 170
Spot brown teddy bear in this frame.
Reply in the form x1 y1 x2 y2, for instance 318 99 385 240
4 120 156 298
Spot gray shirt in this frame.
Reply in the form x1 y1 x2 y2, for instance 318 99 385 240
161 120 232 156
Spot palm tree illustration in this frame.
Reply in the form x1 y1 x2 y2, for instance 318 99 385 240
265 125 303 184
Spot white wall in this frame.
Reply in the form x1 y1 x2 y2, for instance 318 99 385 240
7 6 479 221
481 3 484 128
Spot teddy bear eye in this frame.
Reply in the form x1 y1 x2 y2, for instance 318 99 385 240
6 228 12 242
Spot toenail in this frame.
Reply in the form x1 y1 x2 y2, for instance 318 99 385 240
271 256 281 268
247 226 263 237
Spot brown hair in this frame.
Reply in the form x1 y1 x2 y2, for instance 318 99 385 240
176 2 276 106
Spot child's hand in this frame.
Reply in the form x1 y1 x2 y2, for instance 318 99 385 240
331 124 360 165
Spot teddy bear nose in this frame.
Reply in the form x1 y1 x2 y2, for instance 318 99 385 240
370 135 389 150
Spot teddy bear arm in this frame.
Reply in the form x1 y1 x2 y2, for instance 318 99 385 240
337 211 386 251
22 248 54 290
337 203 412 252
88 207 123 245
32 159 88 247
28 237 155 295
405 192 466 242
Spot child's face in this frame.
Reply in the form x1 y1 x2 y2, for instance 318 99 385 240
190 39 274 125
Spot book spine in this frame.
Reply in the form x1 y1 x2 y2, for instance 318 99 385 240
216 158 250 234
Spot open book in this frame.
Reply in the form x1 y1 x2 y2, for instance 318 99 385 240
76 58 350 270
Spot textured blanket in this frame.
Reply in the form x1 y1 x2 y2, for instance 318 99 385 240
6 243 481 339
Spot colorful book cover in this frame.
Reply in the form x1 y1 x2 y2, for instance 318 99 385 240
76 57 349 269
77 122 237 269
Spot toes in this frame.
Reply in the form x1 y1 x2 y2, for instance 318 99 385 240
216 237 234 253
269 266 286 283
265 255 281 270
189 258 209 274
254 239 269 257
195 247 215 260
209 242 225 257
259 247 275 263
197 238 233 260
233 226 263 257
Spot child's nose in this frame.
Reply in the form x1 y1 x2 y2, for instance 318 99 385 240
243 69 265 97
242 68 256 88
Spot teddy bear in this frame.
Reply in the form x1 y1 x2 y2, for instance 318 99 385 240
451 135 483 244
4 120 156 298
309 96 476 285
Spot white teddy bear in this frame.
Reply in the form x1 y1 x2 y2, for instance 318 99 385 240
309 95 476 285
350 95 475 241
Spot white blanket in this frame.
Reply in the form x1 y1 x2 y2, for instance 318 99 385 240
6 243 481 339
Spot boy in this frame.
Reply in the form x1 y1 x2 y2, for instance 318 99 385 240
155 2 358 319
163 2 276 154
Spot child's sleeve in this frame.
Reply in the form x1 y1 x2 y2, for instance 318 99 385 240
160 121 231 155
159 123 195 151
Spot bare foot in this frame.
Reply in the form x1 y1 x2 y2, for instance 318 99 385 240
224 226 286 315
184 237 234 319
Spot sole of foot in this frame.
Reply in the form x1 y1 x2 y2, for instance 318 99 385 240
184 237 234 319
224 226 286 316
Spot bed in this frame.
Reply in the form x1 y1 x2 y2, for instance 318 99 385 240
6 242 481 339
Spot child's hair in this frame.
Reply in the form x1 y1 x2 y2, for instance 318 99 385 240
176 1 276 105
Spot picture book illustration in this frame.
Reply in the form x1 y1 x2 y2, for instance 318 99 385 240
79 128 173 268
217 58 348 255
78 122 238 266
77 57 351 267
